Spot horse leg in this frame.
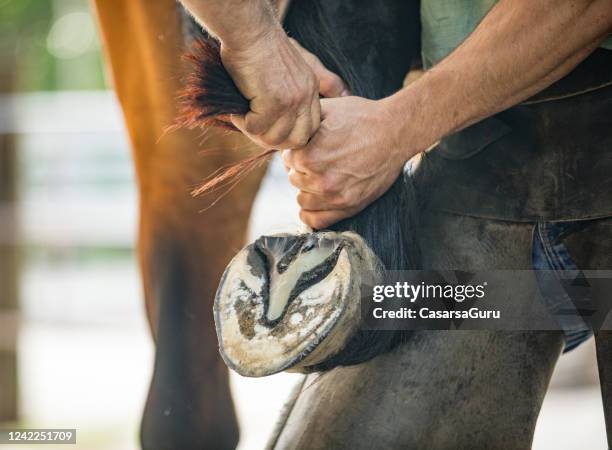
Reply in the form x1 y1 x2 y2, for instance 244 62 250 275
268 211 564 450
93 1 267 448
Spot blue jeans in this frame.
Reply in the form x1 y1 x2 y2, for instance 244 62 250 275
533 221 592 352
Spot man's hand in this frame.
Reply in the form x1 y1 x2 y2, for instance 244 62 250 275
180 0 348 149
225 33 349 149
281 97 419 229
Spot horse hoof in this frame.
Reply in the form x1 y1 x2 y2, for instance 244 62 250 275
214 231 382 377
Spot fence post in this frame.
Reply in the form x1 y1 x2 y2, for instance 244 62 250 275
0 129 19 422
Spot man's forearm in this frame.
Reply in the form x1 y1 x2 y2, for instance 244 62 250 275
386 0 612 158
179 0 281 50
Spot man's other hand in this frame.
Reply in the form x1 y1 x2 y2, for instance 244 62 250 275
223 30 349 149
281 96 419 230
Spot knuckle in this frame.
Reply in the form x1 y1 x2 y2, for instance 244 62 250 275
293 149 308 166
311 217 327 230
276 91 296 110
278 100 293 113
335 192 350 208
244 117 267 135
299 210 310 226
300 153 316 171
297 135 310 147
291 92 305 109
271 93 292 111
321 77 343 97
320 177 339 195
270 128 293 148
276 128 294 146
287 134 309 149
288 171 303 189
288 174 298 188
296 192 308 208
265 135 285 147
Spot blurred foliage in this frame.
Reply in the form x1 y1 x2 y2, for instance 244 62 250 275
0 0 107 92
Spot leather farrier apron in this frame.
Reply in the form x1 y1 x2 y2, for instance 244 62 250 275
416 48 612 222
412 47 612 337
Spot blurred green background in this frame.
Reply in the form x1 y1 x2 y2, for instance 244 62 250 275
1 0 106 92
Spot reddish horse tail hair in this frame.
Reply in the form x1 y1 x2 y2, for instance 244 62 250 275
174 37 275 198
176 38 248 131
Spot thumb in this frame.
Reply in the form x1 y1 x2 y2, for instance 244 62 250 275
317 64 351 98
289 38 350 98
319 98 336 120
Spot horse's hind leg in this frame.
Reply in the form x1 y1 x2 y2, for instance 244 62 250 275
269 211 564 450
94 1 267 448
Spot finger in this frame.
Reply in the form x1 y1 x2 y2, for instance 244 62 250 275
281 150 307 174
299 209 350 230
297 191 342 211
283 106 313 149
282 149 315 174
243 106 281 136
316 64 350 98
289 38 349 98
280 149 293 170
258 113 296 148
230 114 273 149
287 169 322 194
310 90 320 132
231 114 265 146
319 98 333 119
281 149 307 172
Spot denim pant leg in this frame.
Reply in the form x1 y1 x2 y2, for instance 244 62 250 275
533 221 593 352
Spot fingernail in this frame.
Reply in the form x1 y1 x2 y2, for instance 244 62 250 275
340 89 351 97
